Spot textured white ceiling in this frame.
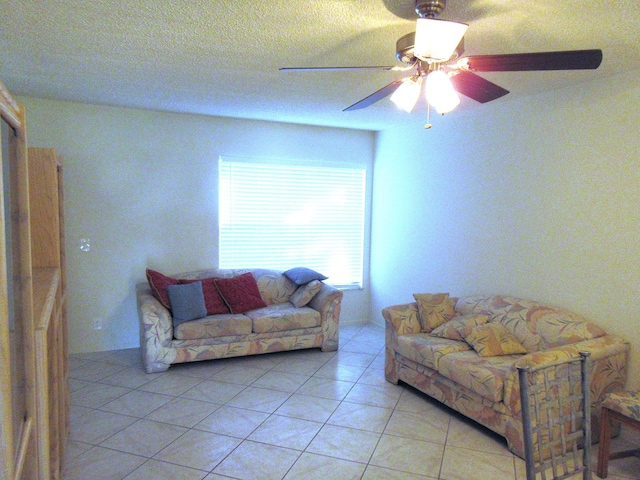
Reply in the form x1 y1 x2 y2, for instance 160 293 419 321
1 0 639 131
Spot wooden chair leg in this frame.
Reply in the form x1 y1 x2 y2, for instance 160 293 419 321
597 407 612 479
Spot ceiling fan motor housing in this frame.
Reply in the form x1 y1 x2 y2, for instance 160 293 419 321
396 31 464 65
415 0 446 18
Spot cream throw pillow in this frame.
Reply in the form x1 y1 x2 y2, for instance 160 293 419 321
290 280 322 308
430 313 491 341
413 293 456 333
460 323 528 357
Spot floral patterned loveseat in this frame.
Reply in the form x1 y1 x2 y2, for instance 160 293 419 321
138 268 343 373
383 294 629 458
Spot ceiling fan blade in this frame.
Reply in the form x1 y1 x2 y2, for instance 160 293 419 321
343 79 405 111
280 66 396 72
450 71 509 103
463 49 603 72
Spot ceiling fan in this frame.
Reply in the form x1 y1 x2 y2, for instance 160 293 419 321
281 0 602 126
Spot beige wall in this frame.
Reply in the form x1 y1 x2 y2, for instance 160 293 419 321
370 69 640 389
18 97 374 354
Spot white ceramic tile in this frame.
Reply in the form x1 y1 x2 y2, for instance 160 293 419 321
384 409 449 444
306 424 381 463
63 445 146 480
327 401 393 433
154 429 241 471
440 445 516 480
169 359 228 379
343 382 403 409
272 357 327 375
251 370 310 393
445 414 512 456
213 440 300 480
67 330 545 480
69 361 128 381
296 376 355 401
210 365 269 385
68 378 91 393
145 397 220 428
99 348 142 367
274 393 340 423
225 352 287 370
313 362 367 382
395 388 449 415
341 338 385 355
362 464 436 479
226 386 291 413
123 459 208 480
180 379 246 404
70 382 131 408
69 409 138 445
100 419 188 457
99 366 157 389
64 440 93 462
357 366 391 387
284 452 367 480
139 372 204 396
370 434 444 477
325 351 376 368
99 389 174 417
248 414 323 450
195 405 269 438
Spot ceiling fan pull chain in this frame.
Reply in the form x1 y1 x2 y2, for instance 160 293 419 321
425 102 432 129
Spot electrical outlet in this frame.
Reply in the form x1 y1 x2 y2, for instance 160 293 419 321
80 238 91 252
93 317 103 330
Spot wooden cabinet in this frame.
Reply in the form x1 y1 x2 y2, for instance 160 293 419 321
0 79 68 480
28 147 68 480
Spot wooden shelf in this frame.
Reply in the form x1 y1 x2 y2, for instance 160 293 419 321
28 148 69 480
33 268 60 331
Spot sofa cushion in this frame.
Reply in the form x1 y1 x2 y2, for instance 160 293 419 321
146 268 178 308
215 272 267 313
245 303 321 333
529 307 606 349
395 334 471 370
437 350 519 403
253 269 298 305
290 280 322 308
167 282 207 326
459 323 528 357
179 277 230 315
174 313 253 340
283 267 328 285
430 313 491 342
413 293 456 332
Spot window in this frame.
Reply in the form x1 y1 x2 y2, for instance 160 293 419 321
219 156 366 288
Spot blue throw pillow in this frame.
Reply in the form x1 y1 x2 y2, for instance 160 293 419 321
167 281 207 327
283 267 328 285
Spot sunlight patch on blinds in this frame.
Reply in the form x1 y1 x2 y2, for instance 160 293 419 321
219 156 365 288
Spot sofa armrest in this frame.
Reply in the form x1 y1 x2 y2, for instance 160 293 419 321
382 303 422 335
136 283 177 372
503 334 630 416
308 283 343 351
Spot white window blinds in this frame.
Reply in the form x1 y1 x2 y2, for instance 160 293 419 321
219 156 365 288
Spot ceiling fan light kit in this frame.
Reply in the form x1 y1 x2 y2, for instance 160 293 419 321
390 76 423 112
280 0 603 128
425 70 460 114
414 18 468 61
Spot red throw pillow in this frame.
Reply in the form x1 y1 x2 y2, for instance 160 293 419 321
214 272 267 314
179 277 230 315
146 269 179 308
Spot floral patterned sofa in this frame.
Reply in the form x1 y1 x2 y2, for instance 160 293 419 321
137 268 343 373
383 294 629 458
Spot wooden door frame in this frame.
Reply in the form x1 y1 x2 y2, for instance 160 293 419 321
1 80 37 480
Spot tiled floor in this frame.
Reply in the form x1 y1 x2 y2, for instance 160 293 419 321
65 324 639 480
